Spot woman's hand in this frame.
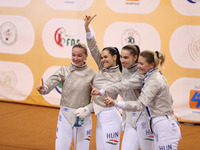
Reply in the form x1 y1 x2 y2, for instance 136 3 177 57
104 91 116 106
84 14 97 33
90 83 101 96
36 78 45 93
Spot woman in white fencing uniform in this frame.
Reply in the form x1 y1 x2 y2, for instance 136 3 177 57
105 50 181 150
74 15 122 150
36 43 96 150
91 45 154 150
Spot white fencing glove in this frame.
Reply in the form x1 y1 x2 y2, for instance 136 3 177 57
74 106 90 118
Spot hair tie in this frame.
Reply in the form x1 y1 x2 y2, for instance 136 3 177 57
155 51 159 58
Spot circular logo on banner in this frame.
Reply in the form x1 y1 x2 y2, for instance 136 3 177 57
0 22 17 46
122 29 141 46
170 25 200 69
0 15 35 55
188 37 200 61
0 61 34 101
0 71 17 91
104 22 160 52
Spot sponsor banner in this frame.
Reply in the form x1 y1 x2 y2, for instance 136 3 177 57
0 0 199 124
105 0 160 14
0 0 31 7
0 61 34 101
104 22 161 52
170 77 200 122
171 0 200 16
44 0 94 11
0 15 35 55
42 18 94 59
170 25 200 69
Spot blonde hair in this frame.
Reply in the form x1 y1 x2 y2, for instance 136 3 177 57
140 50 165 68
72 43 88 55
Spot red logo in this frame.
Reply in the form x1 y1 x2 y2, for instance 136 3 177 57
54 27 80 47
54 27 65 47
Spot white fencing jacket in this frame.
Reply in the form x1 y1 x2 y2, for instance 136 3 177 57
86 35 121 115
122 69 174 118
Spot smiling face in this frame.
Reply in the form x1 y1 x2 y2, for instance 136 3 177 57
120 49 137 68
137 56 154 74
101 49 117 68
71 47 88 66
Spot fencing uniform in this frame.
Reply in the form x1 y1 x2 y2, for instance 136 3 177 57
86 34 122 150
103 65 154 150
119 68 181 150
42 63 96 150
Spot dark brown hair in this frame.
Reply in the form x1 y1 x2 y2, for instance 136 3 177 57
102 47 122 72
122 44 140 62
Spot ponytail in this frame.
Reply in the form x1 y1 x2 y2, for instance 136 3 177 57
154 51 165 67
140 50 165 68
115 47 122 72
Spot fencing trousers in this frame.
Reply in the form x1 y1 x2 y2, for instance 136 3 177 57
55 109 92 150
121 121 140 150
136 111 154 150
152 115 181 150
96 107 122 150
121 111 154 150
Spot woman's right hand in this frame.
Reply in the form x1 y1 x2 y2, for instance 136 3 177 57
104 91 116 106
84 14 97 33
36 78 45 93
90 83 102 96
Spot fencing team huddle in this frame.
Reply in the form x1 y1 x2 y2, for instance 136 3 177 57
37 15 181 150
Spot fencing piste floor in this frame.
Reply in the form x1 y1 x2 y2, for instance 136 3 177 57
0 101 199 150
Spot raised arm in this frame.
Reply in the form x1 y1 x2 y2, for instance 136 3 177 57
84 14 97 33
84 15 103 70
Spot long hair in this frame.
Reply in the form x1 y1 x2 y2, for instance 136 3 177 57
102 47 122 72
